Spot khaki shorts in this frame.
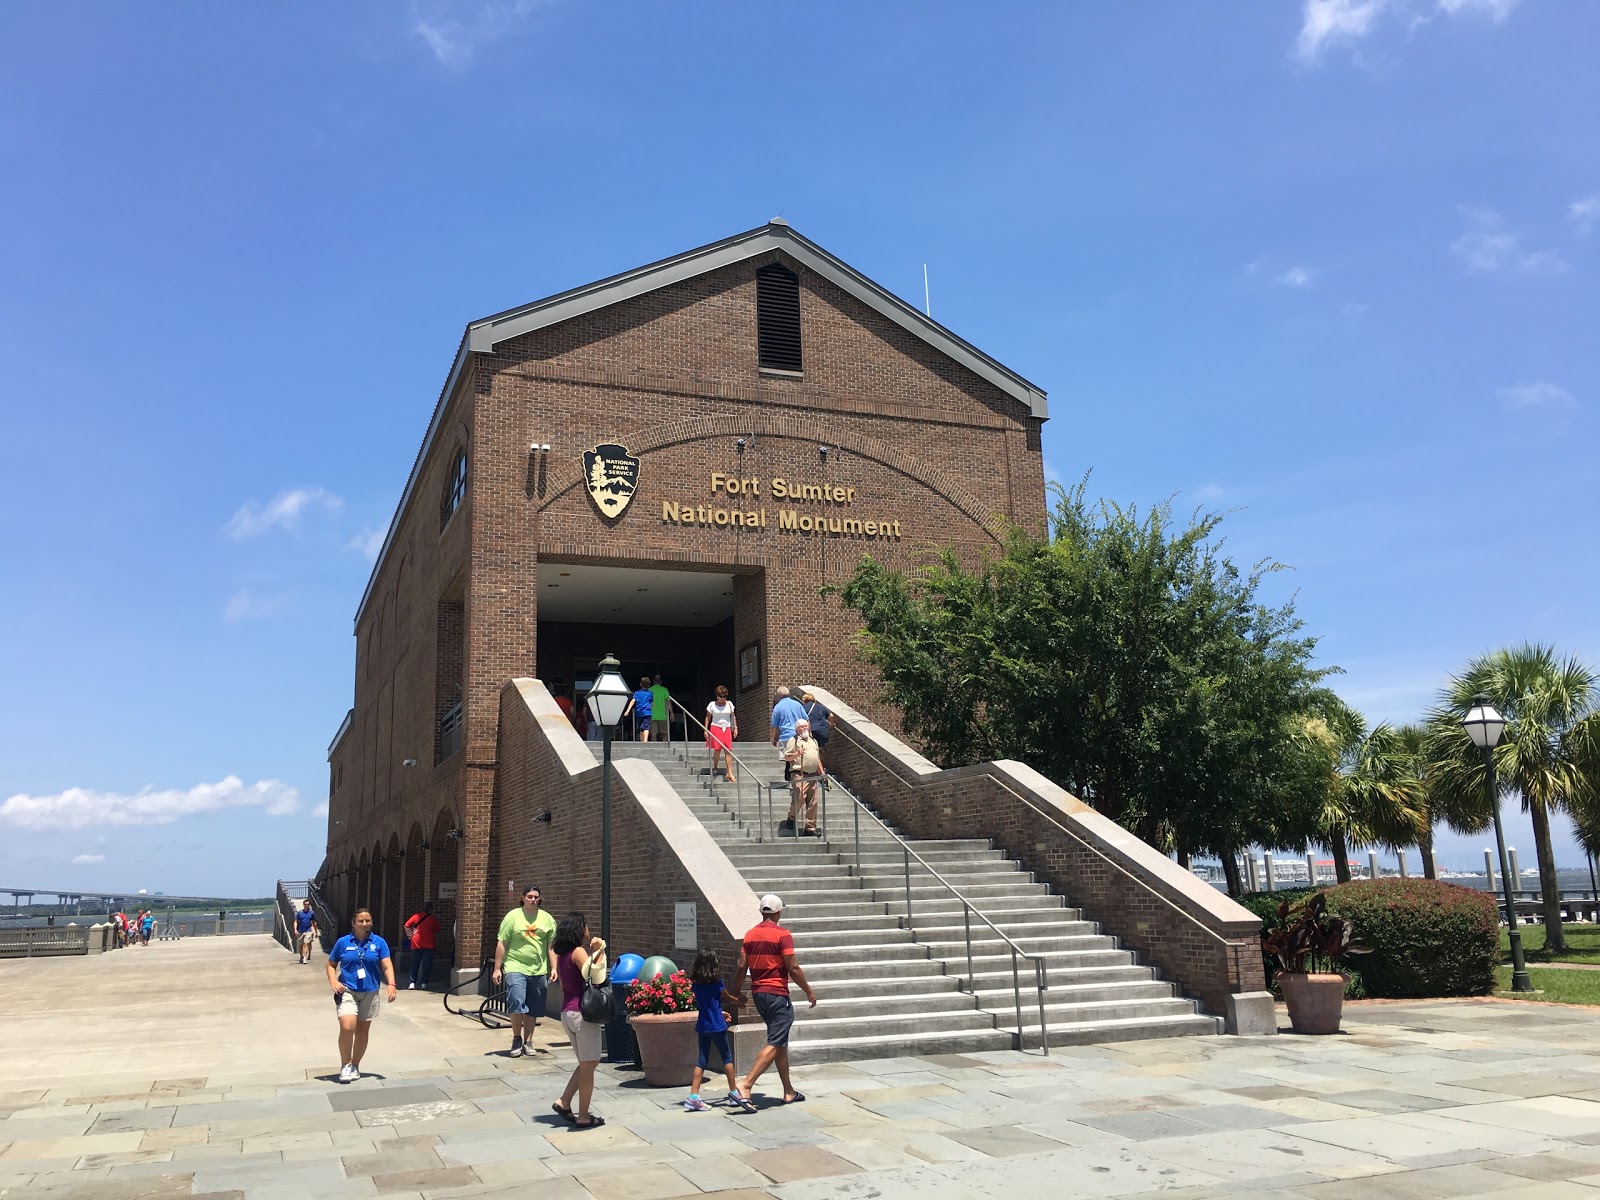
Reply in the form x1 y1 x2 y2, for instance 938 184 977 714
561 1009 602 1062
335 989 381 1021
298 930 315 948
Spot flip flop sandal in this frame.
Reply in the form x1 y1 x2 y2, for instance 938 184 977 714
731 1094 758 1113
551 1102 576 1122
572 1115 606 1129
783 1092 807 1104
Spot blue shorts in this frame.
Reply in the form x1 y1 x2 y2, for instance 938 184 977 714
696 1030 733 1069
753 993 794 1047
504 971 548 1017
636 713 652 734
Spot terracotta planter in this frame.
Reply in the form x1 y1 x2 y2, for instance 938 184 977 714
1278 972 1347 1034
627 1011 699 1085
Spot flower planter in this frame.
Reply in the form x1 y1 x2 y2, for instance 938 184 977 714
1278 972 1347 1034
627 1011 699 1085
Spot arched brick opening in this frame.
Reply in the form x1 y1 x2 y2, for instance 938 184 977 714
429 809 460 967
356 848 371 918
401 822 428 957
381 832 403 946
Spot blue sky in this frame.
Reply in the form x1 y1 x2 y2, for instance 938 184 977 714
1 2 1595 895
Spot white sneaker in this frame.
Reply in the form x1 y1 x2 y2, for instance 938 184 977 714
338 1063 356 1083
407 982 416 990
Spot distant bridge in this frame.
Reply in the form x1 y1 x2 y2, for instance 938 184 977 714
2 887 266 913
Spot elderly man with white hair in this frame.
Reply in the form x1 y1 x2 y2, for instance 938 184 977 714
780 718 825 837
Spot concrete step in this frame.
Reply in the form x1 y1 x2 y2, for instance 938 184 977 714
786 990 983 1021
798 943 935 966
783 906 1081 933
762 1008 998 1041
738 862 1025 885
995 1012 1223 1048
774 894 1066 922
972 979 1177 1007
915 931 1116 956
783 1025 1017 1063
788 927 919 949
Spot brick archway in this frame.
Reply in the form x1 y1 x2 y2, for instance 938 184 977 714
381 833 403 946
428 810 460 966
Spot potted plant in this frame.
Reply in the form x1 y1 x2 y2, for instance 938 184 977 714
624 970 699 1085
1261 893 1370 1034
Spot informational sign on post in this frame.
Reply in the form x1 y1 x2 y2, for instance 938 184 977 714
438 882 458 900
674 902 697 950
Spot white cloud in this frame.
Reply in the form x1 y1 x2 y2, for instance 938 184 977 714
1451 209 1568 275
1193 483 1226 502
1276 266 1315 287
1498 382 1576 409
1296 0 1387 62
1298 0 1518 61
311 802 330 819
347 527 387 561
72 853 105 865
411 0 550 68
1437 0 1518 19
1568 194 1599 236
1 777 301 832
225 486 341 540
223 589 287 623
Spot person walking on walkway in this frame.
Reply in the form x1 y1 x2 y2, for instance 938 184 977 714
683 948 741 1111
402 901 438 990
326 907 396 1083
650 675 672 743
492 884 557 1057
781 719 825 837
139 910 154 946
799 691 831 750
622 675 654 741
707 684 739 783
769 686 805 749
295 900 318 964
730 894 816 1110
551 911 609 1129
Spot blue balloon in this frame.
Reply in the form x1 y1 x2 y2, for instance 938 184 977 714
611 953 645 984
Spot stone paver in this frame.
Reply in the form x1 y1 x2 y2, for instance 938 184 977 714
12 938 1600 1198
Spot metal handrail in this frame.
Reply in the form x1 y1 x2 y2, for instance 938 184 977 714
819 770 1050 1054
667 698 774 840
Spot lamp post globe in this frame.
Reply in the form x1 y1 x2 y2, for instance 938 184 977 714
585 654 630 943
1463 694 1532 993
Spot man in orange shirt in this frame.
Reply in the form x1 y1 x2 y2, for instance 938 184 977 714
729 894 816 1110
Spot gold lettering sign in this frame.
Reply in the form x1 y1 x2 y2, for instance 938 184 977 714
583 443 640 520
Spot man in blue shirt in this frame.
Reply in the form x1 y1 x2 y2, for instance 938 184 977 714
621 675 655 741
295 900 318 964
770 686 805 747
325 908 396 1082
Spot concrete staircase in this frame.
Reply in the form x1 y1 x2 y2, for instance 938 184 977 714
611 739 1220 1061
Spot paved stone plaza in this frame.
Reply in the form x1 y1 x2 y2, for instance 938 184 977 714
6 938 1600 1198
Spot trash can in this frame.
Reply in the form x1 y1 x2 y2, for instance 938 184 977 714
604 982 638 1065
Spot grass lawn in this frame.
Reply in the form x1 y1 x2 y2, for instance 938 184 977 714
1499 922 1600 964
1495 966 1600 1005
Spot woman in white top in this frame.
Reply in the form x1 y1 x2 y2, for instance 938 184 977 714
706 684 739 783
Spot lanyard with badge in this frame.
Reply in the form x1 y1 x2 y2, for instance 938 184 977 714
350 936 372 982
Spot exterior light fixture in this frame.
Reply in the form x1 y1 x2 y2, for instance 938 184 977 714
585 652 632 942
402 758 417 767
1463 694 1531 992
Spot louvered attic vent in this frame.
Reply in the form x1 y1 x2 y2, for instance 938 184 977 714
757 264 802 372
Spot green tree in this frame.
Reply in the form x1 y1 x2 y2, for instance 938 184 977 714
1394 723 1438 879
835 477 1331 897
1426 644 1600 953
1298 695 1427 884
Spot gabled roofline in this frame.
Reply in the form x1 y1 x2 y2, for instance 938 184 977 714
352 221 1048 628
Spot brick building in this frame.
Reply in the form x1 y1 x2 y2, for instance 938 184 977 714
321 220 1049 974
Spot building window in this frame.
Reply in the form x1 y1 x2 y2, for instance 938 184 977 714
440 448 467 529
757 264 802 373
437 700 463 763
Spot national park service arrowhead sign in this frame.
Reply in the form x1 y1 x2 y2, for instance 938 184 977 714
582 442 639 521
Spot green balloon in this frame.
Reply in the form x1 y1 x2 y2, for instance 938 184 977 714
638 955 677 982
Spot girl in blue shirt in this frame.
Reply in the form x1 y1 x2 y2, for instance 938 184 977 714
683 949 741 1111
325 907 396 1083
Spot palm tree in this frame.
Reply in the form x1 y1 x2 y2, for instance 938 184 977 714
1301 695 1428 883
1427 644 1600 954
1393 724 1437 878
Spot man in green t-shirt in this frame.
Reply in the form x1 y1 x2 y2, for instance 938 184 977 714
650 675 671 743
491 884 558 1057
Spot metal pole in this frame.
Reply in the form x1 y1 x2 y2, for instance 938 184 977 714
1487 746 1532 992
1589 853 1598 906
1011 947 1024 1051
853 793 860 877
1035 958 1050 1056
1509 847 1521 902
963 904 974 993
820 777 827 842
904 847 913 931
1245 853 1259 892
1306 854 1317 887
601 725 612 943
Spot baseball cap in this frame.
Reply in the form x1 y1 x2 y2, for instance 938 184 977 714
759 893 784 914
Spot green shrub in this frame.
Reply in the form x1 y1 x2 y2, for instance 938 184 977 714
1319 879 1498 999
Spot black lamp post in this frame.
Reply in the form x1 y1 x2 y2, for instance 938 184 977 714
1463 693 1533 993
585 653 631 942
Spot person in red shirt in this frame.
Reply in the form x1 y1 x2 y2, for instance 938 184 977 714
402 902 439 991
729 894 816 1111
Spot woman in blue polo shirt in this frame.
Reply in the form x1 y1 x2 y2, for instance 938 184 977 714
325 907 396 1083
